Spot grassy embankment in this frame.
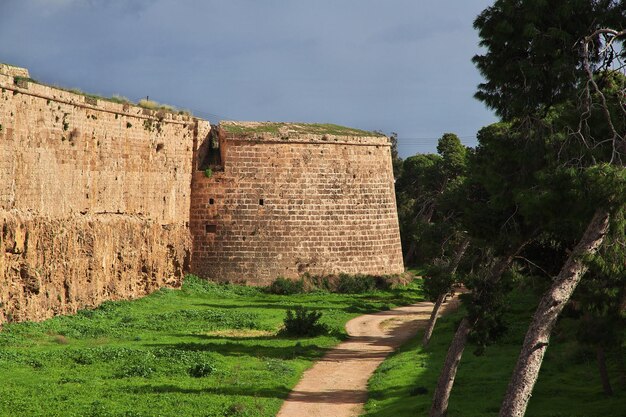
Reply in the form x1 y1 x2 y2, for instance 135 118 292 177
364 286 626 417
0 276 423 417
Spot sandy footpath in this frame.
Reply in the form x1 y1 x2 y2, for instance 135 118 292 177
276 294 461 417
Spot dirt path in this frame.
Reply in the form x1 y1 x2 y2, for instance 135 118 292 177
276 294 461 417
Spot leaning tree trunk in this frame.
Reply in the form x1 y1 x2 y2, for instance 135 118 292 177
429 317 472 417
499 207 611 417
423 293 447 347
429 240 527 417
423 238 471 347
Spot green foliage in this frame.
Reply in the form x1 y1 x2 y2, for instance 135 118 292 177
204 167 213 178
281 306 327 337
473 0 626 120
437 133 467 178
13 76 36 86
422 261 456 302
108 94 131 104
188 361 217 378
336 273 389 293
115 353 157 378
137 99 175 112
364 288 626 417
267 277 305 295
266 273 401 295
395 132 470 266
463 267 516 355
0 275 423 416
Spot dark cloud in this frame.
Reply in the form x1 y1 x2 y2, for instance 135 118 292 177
0 0 496 156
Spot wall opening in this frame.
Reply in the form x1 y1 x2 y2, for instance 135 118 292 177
205 224 217 233
209 198 214 205
198 124 223 172
259 199 264 206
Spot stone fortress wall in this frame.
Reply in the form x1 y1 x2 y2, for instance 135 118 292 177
0 65 205 323
190 122 404 285
0 65 403 324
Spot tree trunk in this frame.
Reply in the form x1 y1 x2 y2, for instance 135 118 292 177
429 317 472 417
499 207 611 417
405 240 418 266
428 238 531 416
423 293 447 347
597 346 613 396
449 237 470 276
423 238 470 347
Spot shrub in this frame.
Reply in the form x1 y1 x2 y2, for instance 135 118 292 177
188 362 216 378
281 306 326 336
225 403 247 416
138 99 174 112
204 168 213 178
267 277 305 295
109 94 131 104
336 273 389 293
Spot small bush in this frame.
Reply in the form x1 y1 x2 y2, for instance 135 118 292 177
225 403 247 416
281 306 327 337
138 99 175 112
109 94 131 104
336 273 387 293
204 168 213 178
267 277 305 295
188 362 216 378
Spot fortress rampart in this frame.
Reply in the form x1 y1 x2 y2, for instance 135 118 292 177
0 66 202 322
190 122 404 284
0 65 403 323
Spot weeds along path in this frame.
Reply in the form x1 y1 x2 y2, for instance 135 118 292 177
276 294 462 417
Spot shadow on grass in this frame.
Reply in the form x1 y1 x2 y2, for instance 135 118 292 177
129 383 291 399
194 302 343 311
147 340 328 360
194 298 421 315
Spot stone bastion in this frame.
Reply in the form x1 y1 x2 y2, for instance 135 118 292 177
0 65 403 323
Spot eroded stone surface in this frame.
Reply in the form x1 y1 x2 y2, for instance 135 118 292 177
0 66 198 324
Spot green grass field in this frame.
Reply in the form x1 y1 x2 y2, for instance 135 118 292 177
364 287 626 417
0 276 423 417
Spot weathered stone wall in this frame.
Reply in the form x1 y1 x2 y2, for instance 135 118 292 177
0 66 203 323
190 124 404 285
0 212 189 322
0 64 405 321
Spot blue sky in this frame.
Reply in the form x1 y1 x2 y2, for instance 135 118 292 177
0 0 497 157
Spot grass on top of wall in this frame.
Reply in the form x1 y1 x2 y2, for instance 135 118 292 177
220 121 385 138
364 287 626 417
7 74 190 116
0 275 423 417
